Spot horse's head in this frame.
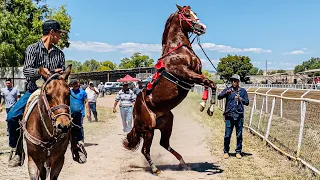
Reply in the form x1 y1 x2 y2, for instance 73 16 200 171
176 4 206 35
38 65 72 136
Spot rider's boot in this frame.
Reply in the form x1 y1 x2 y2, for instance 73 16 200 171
8 130 25 167
71 140 87 164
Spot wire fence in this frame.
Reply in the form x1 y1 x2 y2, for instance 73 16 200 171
192 84 320 176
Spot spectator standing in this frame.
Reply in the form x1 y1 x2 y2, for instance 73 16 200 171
0 78 20 114
113 82 136 133
133 81 144 95
218 74 249 159
85 81 99 121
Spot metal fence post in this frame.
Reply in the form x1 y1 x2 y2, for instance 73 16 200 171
265 88 272 113
280 88 289 118
297 90 310 157
265 97 275 140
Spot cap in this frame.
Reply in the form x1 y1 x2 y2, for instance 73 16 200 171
89 81 94 85
230 74 241 81
42 19 68 34
70 79 79 85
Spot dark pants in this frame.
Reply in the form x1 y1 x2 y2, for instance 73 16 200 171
71 111 84 142
88 102 97 121
6 90 33 148
224 116 244 154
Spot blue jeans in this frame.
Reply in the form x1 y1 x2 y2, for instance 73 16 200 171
88 102 97 121
6 90 33 148
120 106 133 133
224 116 244 154
71 111 84 142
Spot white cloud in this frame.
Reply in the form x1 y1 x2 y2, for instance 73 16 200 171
283 48 307 55
252 61 261 64
75 33 80 36
194 43 272 53
67 41 272 54
200 58 219 70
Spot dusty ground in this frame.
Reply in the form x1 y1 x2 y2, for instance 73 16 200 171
0 93 317 179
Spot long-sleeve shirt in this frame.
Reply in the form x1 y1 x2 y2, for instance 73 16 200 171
115 89 136 107
23 39 65 91
218 86 249 119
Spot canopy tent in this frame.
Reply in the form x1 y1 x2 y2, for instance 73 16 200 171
117 74 139 82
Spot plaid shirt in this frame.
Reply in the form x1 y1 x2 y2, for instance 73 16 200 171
115 89 136 107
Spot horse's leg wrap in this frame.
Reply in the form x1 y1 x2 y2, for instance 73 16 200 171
207 89 217 116
167 146 185 164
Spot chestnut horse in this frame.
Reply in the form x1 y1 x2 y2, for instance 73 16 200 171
21 65 72 179
123 5 216 174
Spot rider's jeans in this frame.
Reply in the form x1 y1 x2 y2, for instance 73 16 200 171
6 90 33 148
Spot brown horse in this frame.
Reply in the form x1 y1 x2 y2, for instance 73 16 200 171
123 5 216 174
21 65 72 179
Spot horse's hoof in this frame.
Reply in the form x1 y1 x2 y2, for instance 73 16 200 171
153 169 162 175
199 106 205 112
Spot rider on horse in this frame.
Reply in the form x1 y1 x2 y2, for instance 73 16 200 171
6 19 87 167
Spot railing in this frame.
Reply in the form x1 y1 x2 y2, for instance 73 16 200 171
241 83 319 90
192 84 320 176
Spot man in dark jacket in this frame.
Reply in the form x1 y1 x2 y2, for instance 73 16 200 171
218 74 249 159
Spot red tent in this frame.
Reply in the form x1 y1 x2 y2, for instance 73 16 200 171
117 74 138 82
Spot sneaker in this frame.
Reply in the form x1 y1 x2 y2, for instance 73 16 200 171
223 153 229 159
236 153 242 159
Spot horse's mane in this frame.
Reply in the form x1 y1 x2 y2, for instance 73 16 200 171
161 11 178 46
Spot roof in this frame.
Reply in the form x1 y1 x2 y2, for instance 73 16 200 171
299 69 320 74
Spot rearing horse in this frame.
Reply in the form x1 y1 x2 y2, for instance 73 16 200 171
123 5 216 174
21 65 72 179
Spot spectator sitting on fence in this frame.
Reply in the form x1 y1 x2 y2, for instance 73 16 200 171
218 74 249 159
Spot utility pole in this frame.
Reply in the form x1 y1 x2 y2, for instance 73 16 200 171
266 60 268 84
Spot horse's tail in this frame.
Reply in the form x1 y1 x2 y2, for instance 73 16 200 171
122 123 142 151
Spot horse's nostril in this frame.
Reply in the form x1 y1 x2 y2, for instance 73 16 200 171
57 124 63 129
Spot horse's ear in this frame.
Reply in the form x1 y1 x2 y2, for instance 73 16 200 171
38 67 50 80
176 4 183 11
60 64 72 81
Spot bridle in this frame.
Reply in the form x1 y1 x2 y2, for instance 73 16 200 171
178 7 205 35
39 73 72 137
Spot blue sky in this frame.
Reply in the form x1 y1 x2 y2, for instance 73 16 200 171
46 0 320 71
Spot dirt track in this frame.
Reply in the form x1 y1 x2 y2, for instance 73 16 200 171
0 94 314 180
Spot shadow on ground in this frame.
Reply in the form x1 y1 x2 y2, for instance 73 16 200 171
129 162 224 175
229 152 253 157
84 143 98 147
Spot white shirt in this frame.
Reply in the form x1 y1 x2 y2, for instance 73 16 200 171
85 87 99 102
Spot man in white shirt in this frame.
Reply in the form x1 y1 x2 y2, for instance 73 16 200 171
85 81 99 121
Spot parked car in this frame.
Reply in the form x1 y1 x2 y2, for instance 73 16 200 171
104 82 135 95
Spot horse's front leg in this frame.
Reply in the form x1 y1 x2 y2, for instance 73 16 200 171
50 155 65 180
207 88 217 116
27 155 43 180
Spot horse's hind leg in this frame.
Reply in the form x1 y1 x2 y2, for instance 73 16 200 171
141 130 161 175
50 155 65 180
159 112 186 167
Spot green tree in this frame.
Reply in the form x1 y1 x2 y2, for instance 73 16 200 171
257 70 264 75
0 0 71 67
294 57 320 73
119 52 154 69
217 54 253 82
248 67 259 75
277 69 286 73
202 70 212 79
65 60 82 73
99 60 117 70
82 59 100 72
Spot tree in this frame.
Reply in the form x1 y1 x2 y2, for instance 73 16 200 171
202 70 212 79
217 54 253 82
65 60 82 73
0 0 71 67
257 70 264 75
82 59 100 72
119 52 154 69
277 69 286 73
99 60 117 70
248 67 259 75
294 57 320 73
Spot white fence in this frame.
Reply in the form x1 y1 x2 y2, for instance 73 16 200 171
242 83 319 90
192 84 320 176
